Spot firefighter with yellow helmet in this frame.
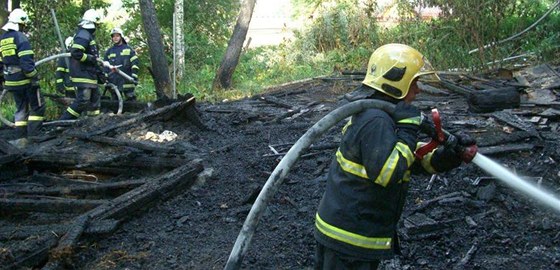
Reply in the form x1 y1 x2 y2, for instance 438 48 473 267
314 44 476 269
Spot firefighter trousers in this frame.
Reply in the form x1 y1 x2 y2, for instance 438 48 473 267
314 242 380 270
60 86 100 120
10 86 45 138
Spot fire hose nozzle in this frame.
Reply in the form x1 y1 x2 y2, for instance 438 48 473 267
460 144 478 163
416 108 478 163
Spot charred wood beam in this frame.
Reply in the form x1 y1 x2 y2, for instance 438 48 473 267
0 138 22 166
0 219 119 241
72 134 184 154
454 241 479 270
0 137 21 156
7 179 146 197
341 70 366 76
31 173 102 186
69 97 195 138
475 131 533 147
27 153 191 172
491 110 541 139
256 95 294 109
42 215 90 270
418 82 450 96
467 87 520 113
0 153 21 166
0 198 107 215
440 79 474 96
319 75 365 81
478 143 534 155
87 159 203 221
2 234 58 270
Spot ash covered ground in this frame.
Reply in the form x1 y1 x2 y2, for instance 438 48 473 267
2 75 560 270
71 78 560 270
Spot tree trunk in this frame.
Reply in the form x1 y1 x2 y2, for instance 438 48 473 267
174 0 185 83
1 0 11 24
139 0 172 98
212 0 256 90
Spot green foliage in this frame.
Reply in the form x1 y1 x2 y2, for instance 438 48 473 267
289 0 560 71
120 0 239 80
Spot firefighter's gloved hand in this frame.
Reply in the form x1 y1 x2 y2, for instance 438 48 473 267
98 72 107 84
432 132 476 172
392 101 421 150
86 54 97 64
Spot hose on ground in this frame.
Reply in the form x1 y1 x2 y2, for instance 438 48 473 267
224 99 397 270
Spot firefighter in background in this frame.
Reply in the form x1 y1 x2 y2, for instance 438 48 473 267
314 44 477 269
60 9 104 120
55 37 75 98
103 27 139 101
0 8 44 143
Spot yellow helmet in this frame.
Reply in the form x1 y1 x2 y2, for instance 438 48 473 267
362 43 439 99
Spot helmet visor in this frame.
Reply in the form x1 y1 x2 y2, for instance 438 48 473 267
416 57 440 82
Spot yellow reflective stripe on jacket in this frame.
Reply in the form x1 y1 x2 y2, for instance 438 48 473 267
341 118 352 134
397 116 421 125
316 213 391 250
56 79 64 83
130 55 138 61
72 43 85 50
17 50 33 57
28 115 44 121
71 77 97 84
336 149 368 179
132 65 139 70
1 37 15 46
24 69 37 78
56 67 69 72
5 79 31 86
15 121 27 127
123 84 135 88
374 142 413 187
121 49 131 55
395 142 414 166
87 110 100 116
1 44 16 50
67 107 80 117
80 54 88 62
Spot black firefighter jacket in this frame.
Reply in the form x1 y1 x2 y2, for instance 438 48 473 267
69 27 101 89
103 43 139 91
315 107 451 261
0 30 37 90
